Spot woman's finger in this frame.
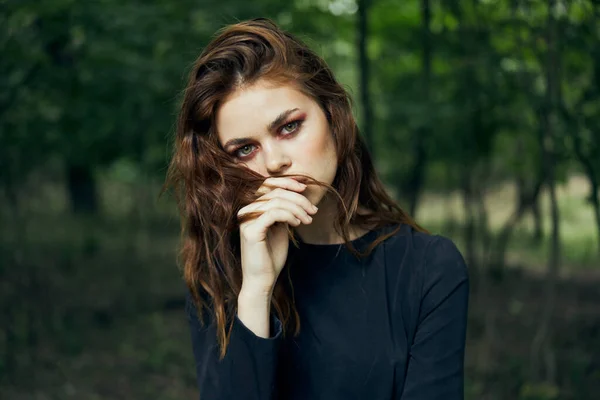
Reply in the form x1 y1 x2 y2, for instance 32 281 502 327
256 208 303 229
256 177 306 196
238 197 313 224
241 208 303 239
258 187 318 216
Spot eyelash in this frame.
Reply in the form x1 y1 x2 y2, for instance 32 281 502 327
233 119 304 160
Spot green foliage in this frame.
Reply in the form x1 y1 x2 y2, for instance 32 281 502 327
519 382 560 400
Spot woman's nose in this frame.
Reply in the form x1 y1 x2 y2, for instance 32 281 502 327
264 144 291 175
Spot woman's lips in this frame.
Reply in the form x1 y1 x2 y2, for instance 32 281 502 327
290 175 307 184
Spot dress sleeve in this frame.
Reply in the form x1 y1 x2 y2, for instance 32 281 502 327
185 289 283 400
400 236 470 400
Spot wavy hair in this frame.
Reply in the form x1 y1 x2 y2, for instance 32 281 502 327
162 18 425 358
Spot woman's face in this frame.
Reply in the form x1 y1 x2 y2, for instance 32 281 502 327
215 79 338 206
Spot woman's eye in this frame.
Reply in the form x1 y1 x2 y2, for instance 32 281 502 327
236 145 254 157
232 121 302 159
282 121 299 134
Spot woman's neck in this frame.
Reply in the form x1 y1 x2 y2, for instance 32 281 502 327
294 195 372 245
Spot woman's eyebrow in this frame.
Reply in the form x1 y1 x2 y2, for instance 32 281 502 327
267 108 299 132
223 108 300 150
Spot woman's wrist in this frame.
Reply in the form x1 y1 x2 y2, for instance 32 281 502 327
237 285 273 338
240 276 276 298
238 285 273 307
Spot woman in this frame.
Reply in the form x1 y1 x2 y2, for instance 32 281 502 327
164 18 469 400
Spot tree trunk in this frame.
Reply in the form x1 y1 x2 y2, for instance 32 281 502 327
67 163 98 214
589 178 600 256
492 178 543 272
404 0 431 217
476 179 491 270
576 150 600 256
530 0 560 383
531 195 544 243
474 174 497 370
357 0 374 158
561 38 600 255
462 168 477 271
405 143 426 218
4 312 16 383
572 121 600 256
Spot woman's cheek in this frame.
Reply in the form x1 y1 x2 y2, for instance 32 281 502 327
296 132 318 155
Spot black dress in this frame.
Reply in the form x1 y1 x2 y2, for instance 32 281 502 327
186 223 469 400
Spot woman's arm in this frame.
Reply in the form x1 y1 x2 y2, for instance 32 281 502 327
400 236 470 400
186 288 282 400
237 284 276 338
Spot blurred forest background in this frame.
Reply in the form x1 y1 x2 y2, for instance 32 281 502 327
1 0 600 399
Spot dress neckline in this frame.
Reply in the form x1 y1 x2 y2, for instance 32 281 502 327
290 225 382 259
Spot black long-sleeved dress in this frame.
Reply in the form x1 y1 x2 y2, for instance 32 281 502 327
185 223 469 400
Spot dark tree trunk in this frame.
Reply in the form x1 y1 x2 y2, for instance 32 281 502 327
531 195 544 243
4 302 16 383
571 118 600 256
530 0 560 383
492 177 543 272
474 177 490 290
67 163 98 214
405 143 426 218
560 40 600 255
462 168 477 271
474 178 499 371
491 1 546 273
404 0 431 217
589 177 600 256
357 0 374 157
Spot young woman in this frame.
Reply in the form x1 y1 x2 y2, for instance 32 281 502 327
164 18 469 400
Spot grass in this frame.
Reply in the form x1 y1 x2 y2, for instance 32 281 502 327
416 174 600 271
1 312 197 400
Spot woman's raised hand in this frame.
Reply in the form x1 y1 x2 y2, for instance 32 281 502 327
237 177 318 295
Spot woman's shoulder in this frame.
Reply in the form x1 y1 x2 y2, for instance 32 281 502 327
378 222 468 284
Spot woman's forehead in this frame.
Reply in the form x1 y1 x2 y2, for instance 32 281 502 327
215 81 314 142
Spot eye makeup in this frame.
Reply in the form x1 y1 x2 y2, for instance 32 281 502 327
230 115 306 161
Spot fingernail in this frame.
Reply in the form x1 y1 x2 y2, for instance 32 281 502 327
312 205 318 211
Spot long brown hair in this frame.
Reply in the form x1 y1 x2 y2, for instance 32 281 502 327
162 18 425 358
